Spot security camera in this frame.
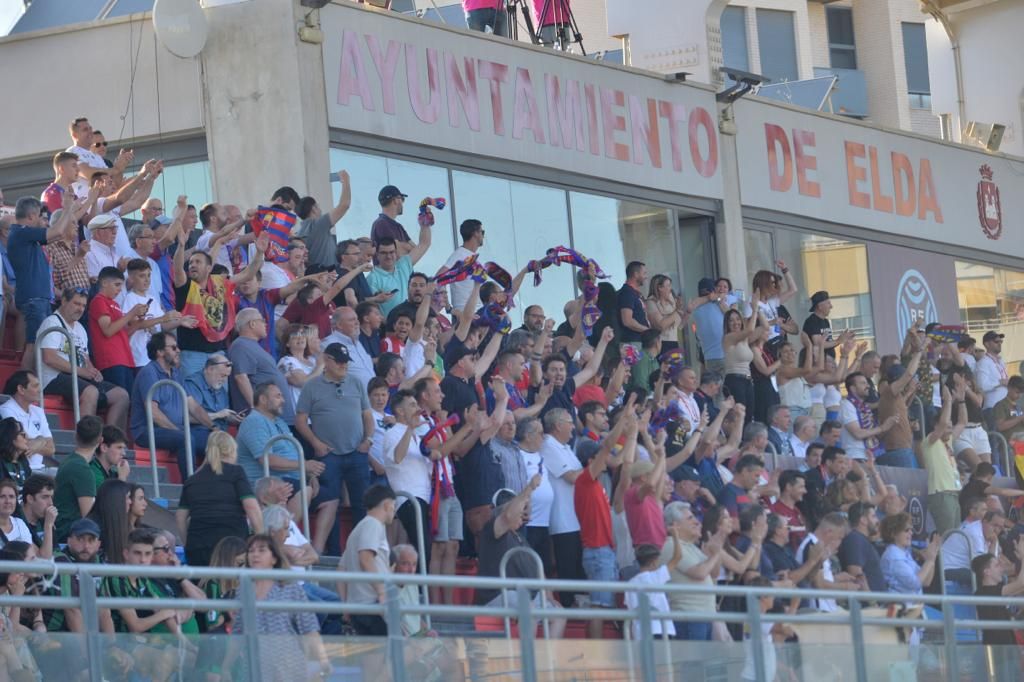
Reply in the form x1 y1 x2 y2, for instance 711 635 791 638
716 67 767 104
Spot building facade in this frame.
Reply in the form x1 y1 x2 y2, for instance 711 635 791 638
0 0 1022 368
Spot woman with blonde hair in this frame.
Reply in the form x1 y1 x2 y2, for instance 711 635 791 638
176 431 263 566
645 274 689 353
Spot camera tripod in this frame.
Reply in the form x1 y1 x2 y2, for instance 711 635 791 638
506 0 585 54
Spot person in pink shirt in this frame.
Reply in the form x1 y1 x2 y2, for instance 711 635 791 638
463 0 507 37
624 458 669 549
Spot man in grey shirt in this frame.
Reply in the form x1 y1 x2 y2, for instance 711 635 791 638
336 484 397 635
294 170 352 268
295 342 375 555
228 308 296 425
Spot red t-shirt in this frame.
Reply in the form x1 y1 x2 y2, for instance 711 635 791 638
281 297 333 339
768 499 807 551
574 468 613 549
624 484 667 548
380 334 405 356
88 294 135 370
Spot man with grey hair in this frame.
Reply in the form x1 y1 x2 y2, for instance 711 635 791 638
789 415 817 459
740 421 770 457
227 307 294 422
539 407 584 606
263 503 319 570
127 223 163 303
184 352 239 433
766 404 793 457
796 511 860 612
323 306 374 389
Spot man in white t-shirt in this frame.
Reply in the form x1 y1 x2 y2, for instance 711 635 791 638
119 259 196 367
88 160 162 258
66 117 132 182
839 372 898 460
0 370 55 471
440 219 484 315
539 407 584 604
38 288 130 428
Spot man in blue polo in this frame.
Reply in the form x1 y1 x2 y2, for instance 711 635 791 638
131 331 210 479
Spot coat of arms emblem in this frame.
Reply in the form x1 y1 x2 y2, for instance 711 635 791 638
977 164 1002 240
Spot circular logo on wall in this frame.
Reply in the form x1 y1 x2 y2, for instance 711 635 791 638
896 269 937 341
908 496 926 536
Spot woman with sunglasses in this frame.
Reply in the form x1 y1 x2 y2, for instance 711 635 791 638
0 418 33 496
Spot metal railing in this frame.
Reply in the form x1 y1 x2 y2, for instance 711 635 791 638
34 325 80 425
3 560 1024 682
498 546 549 639
260 434 311 542
987 430 1012 476
394 491 430 629
144 378 193 498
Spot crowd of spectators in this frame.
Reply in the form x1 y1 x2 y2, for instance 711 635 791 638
0 111 1022 680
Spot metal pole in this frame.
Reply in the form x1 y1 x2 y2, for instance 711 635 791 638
515 585 538 681
746 592 767 682
385 584 407 681
144 378 194 498
394 491 430 629
848 598 869 682
498 546 549 639
987 431 1011 476
238 574 263 681
78 567 104 682
636 592 657 682
261 434 310 542
942 599 960 680
35 326 80 424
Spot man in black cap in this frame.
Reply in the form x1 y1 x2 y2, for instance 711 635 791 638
669 465 714 522
802 290 843 358
371 184 412 255
294 342 375 555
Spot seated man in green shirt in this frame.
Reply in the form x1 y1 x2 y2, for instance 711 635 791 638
992 376 1024 444
101 528 192 637
53 416 103 542
90 425 131 490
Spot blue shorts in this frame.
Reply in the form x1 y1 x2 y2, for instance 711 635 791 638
581 546 617 607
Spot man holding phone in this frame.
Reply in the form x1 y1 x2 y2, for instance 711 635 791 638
366 219 432 318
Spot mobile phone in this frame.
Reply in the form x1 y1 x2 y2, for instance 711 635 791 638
237 408 251 418
146 298 153 307
389 289 400 295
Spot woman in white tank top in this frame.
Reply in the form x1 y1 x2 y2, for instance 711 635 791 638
776 332 819 417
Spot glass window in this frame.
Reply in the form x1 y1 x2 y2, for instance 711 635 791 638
452 171 572 326
147 160 213 217
756 9 799 83
826 7 857 70
745 228 876 346
328 148 455 276
956 260 1024 370
720 6 750 76
743 228 775 298
901 22 930 96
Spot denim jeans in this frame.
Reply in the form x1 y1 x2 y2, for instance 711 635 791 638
21 297 52 343
581 546 617 607
674 620 712 641
465 7 508 37
877 447 917 469
322 451 370 555
136 425 211 480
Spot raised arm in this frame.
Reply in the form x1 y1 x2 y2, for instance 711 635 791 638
575 326 614 386
453 281 483 341
472 331 503 381
328 170 352 225
408 281 435 344
171 197 189 288
229 233 268 286
408 216 432 266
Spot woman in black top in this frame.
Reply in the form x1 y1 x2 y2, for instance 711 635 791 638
0 418 32 494
176 432 263 566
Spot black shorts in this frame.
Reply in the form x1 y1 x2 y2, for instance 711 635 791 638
44 373 116 410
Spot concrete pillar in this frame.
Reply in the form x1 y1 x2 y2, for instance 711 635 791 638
715 106 748 289
199 0 330 209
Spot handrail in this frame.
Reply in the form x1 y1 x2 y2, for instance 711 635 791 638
261 434 310 542
34 325 80 425
987 430 1012 476
393 491 430 629
909 395 926 435
939 528 975 596
144 378 193 498
763 440 779 469
498 546 549 639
